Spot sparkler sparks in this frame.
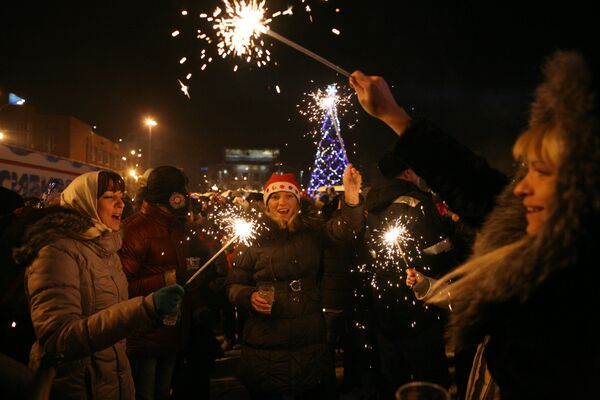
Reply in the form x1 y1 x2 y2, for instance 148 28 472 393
173 0 348 94
178 79 190 98
201 200 264 247
298 83 355 133
367 216 420 285
202 0 291 68
185 203 263 287
229 217 257 245
380 219 415 265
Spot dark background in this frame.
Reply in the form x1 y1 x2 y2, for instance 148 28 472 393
1 0 595 184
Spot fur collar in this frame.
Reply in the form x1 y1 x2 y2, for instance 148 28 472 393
12 206 96 267
428 51 600 349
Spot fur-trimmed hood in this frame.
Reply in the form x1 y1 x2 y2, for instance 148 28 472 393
12 206 99 267
428 50 599 350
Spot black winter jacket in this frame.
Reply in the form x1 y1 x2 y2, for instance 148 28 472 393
226 199 364 395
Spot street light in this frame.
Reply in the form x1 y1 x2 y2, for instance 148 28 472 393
144 118 157 168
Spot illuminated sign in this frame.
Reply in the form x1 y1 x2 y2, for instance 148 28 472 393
225 148 279 162
8 93 26 106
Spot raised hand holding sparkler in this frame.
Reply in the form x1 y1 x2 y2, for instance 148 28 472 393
342 163 362 206
349 70 413 136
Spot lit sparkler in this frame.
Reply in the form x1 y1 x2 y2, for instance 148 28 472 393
185 214 258 287
368 216 420 282
199 0 348 75
381 219 415 268
298 82 356 136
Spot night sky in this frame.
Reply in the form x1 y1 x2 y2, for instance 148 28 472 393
1 0 595 183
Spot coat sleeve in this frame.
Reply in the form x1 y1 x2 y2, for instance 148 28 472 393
26 244 154 362
390 119 509 228
225 244 256 311
119 225 167 295
323 199 365 243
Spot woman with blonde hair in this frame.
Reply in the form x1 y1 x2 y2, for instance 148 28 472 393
226 165 364 399
351 50 599 398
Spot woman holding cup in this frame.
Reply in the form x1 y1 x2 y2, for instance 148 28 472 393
19 171 183 399
226 165 364 399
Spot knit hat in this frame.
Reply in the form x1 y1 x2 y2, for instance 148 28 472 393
378 149 410 179
146 166 189 213
263 173 301 205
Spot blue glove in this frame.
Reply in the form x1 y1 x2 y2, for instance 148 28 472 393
152 284 185 316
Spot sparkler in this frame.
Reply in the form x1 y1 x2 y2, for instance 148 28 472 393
298 82 356 137
202 0 348 75
185 216 257 287
264 30 349 76
381 219 415 269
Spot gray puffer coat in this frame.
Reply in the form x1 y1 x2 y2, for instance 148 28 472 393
15 207 156 399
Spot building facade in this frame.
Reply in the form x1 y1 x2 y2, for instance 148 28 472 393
205 148 280 192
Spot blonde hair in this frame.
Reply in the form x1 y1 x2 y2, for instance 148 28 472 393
264 204 301 231
512 125 564 168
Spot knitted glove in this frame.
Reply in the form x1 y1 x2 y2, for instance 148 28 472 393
152 284 185 316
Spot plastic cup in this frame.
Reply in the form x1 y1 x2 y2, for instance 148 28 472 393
162 302 181 326
257 284 275 305
395 381 451 400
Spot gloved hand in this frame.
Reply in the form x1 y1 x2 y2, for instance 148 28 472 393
152 284 185 316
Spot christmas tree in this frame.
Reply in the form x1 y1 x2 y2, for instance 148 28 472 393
307 84 349 196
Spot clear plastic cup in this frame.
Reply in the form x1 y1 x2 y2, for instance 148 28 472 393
395 381 451 400
162 302 181 326
257 284 275 305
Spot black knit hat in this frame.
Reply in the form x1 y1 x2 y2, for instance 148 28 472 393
377 150 410 179
146 166 189 211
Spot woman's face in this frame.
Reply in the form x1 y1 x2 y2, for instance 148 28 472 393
267 192 299 224
97 190 125 231
513 159 558 235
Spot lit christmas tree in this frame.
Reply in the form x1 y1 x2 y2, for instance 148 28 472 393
305 84 349 196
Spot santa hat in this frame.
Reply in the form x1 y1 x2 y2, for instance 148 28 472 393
263 173 301 205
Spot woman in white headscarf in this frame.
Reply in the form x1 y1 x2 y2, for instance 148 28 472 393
14 171 184 399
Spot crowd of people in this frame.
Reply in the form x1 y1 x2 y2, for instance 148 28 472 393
0 48 597 400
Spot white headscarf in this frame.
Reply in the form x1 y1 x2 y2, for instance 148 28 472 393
60 171 112 238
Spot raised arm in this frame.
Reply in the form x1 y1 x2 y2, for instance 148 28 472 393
349 70 413 136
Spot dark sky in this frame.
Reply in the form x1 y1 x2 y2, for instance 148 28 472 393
1 0 595 182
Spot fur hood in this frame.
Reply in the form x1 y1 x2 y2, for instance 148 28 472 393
428 50 599 349
12 206 96 267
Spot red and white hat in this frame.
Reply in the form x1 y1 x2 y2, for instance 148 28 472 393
263 173 301 205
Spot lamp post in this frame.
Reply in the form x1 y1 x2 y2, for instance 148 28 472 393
144 118 157 168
